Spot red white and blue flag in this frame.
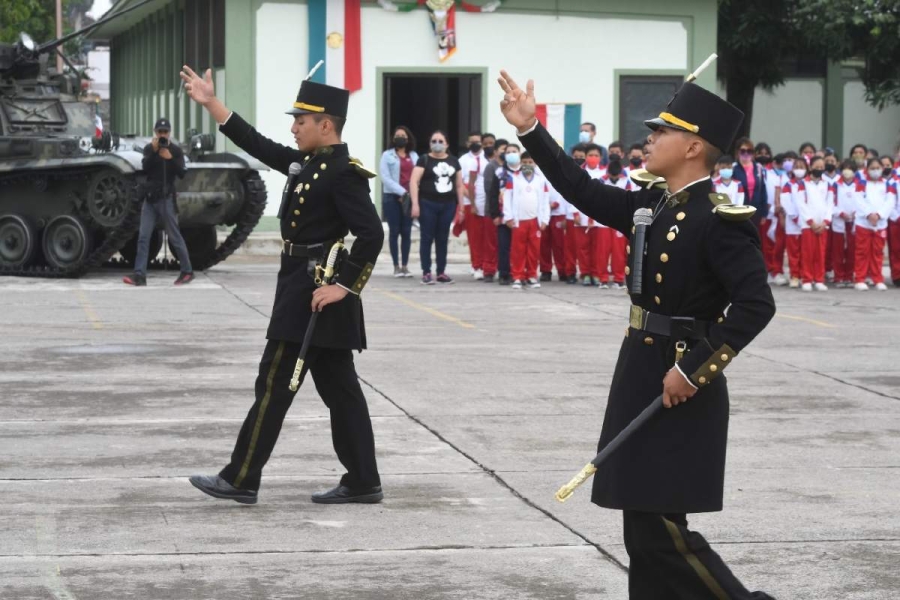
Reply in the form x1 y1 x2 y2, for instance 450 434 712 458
307 0 362 93
535 103 582 152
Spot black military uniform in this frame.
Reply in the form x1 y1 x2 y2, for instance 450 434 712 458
519 83 777 599
191 80 385 504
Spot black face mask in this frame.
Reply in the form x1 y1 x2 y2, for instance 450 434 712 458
756 155 772 165
824 163 836 173
483 146 495 159
573 157 586 166
884 167 894 178
393 136 407 149
468 142 482 153
811 168 824 178
607 162 623 177
629 156 643 167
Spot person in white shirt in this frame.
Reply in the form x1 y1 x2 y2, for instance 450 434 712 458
854 157 898 290
797 156 832 291
459 131 489 279
712 155 745 206
539 180 569 282
601 158 635 289
563 144 587 284
830 161 859 288
503 152 550 289
582 144 605 286
781 154 805 288
627 143 645 172
881 154 900 286
758 149 788 285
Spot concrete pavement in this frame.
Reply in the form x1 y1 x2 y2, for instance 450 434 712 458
0 254 897 599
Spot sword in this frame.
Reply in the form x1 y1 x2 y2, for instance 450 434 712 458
555 393 664 502
288 241 346 392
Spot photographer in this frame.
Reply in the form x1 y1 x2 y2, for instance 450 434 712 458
123 117 194 286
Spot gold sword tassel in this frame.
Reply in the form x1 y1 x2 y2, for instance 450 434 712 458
555 463 598 503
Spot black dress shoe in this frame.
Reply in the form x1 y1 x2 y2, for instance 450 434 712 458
311 484 383 504
189 474 258 504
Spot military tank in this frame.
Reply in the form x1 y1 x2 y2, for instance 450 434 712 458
0 0 267 277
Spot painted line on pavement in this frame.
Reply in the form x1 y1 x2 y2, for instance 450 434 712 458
74 290 103 330
377 289 476 330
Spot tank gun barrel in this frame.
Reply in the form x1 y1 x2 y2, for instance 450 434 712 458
35 0 155 54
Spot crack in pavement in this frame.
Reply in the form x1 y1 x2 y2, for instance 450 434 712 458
357 375 629 573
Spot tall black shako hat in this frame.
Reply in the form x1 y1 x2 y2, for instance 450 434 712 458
644 82 744 153
285 79 349 119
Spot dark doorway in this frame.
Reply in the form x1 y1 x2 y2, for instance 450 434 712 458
383 73 482 158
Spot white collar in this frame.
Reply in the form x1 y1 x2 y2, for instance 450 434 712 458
670 175 711 195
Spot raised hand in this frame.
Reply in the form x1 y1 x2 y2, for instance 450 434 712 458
180 65 216 106
497 70 537 132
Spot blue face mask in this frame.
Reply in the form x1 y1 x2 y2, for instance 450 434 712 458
774 167 785 176
719 168 733 180
578 131 591 144
505 152 521 167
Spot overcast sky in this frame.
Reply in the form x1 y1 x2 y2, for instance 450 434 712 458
88 0 113 19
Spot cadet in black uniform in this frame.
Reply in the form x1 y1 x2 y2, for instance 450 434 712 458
180 66 385 505
498 72 777 598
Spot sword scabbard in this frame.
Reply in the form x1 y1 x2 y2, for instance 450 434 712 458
555 463 598 503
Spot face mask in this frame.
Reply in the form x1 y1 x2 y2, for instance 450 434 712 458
578 131 591 143
585 156 601 169
793 168 807 179
393 136 407 148
521 165 535 176
756 155 772 165
718 168 733 180
803 153 814 162
483 146 495 159
869 168 882 180
629 156 643 167
824 163 836 173
468 142 482 153
782 160 795 172
854 157 866 167
607 162 623 177
774 167 785 176
883 167 894 178
841 169 855 180
505 152 521 167
811 168 824 178
573 157 586 166
430 142 446 154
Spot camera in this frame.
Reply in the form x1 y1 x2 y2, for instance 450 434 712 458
158 136 169 148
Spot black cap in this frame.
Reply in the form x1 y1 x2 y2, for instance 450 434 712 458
644 83 744 153
285 80 349 119
154 117 171 131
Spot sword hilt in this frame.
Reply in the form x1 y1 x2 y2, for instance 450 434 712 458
554 463 597 503
288 358 305 392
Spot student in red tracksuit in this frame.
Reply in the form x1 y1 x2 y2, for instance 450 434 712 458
564 144 587 284
781 155 805 288
539 179 569 282
854 157 898 290
459 132 488 280
797 156 832 291
882 155 900 285
504 152 551 290
830 161 858 288
582 144 605 286
600 157 634 290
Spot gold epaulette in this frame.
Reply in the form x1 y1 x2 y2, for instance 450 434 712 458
349 157 376 179
629 168 667 190
708 193 756 221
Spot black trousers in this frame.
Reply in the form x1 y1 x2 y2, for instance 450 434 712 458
623 511 776 600
497 224 512 278
219 339 381 492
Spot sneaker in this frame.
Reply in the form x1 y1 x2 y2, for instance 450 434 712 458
482 274 495 283
123 273 146 286
393 266 404 278
511 280 523 290
865 277 874 285
527 278 541 289
610 282 624 291
436 273 454 284
774 273 788 286
825 270 835 283
814 283 828 291
893 279 900 288
767 274 775 284
854 282 868 291
566 275 578 284
174 272 194 285
789 278 800 289
875 282 888 291
473 269 484 280
801 282 813 292
557 274 568 282
581 275 593 286
401 266 414 278
539 272 552 282
421 273 435 285
498 276 511 286
598 282 609 290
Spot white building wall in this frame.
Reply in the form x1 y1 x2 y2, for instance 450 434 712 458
843 81 900 158
253 3 688 215
749 79 824 153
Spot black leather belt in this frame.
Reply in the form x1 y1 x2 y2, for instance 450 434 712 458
629 305 710 340
282 240 329 259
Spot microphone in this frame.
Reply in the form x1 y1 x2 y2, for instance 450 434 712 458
629 208 653 296
277 162 304 219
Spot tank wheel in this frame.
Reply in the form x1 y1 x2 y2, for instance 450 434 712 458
0 214 38 268
87 169 130 228
175 225 218 270
119 230 163 266
42 215 92 269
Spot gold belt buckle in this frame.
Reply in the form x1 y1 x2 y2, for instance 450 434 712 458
629 305 645 330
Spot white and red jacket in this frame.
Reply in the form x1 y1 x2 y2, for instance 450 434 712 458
601 173 636 193
795 178 831 230
459 150 488 215
548 181 568 217
781 175 804 235
830 178 858 234
570 165 605 227
713 177 745 205
854 177 897 231
503 169 550 228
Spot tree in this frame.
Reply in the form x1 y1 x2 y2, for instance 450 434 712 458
0 0 97 59
717 0 900 138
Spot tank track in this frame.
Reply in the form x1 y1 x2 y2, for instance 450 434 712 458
0 169 142 278
114 170 268 272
